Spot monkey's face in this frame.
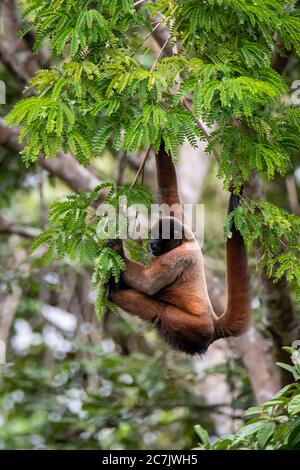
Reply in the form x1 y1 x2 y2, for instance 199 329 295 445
149 237 181 256
149 218 184 256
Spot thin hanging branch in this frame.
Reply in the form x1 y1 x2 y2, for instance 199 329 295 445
143 20 162 44
116 150 128 187
134 0 148 7
182 99 221 162
131 144 153 187
130 21 162 57
151 37 169 71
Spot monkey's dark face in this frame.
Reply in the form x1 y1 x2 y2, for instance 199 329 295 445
149 237 181 256
149 218 184 256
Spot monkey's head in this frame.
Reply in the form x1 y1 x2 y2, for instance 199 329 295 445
149 217 186 256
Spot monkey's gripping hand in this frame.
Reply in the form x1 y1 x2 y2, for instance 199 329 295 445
106 239 124 256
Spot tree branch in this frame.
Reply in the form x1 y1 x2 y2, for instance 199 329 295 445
0 284 22 345
134 2 174 58
131 144 152 187
151 37 169 71
0 0 40 83
0 1 102 194
229 328 281 404
0 214 40 238
0 119 100 192
286 176 300 215
182 99 220 162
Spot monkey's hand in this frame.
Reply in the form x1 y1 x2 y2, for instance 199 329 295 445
106 239 124 257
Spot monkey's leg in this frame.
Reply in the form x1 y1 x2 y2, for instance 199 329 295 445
159 307 214 354
163 306 214 338
110 289 164 322
122 244 194 296
112 289 213 336
111 290 214 354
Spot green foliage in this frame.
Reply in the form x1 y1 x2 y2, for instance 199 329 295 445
194 347 300 450
0 147 33 206
20 0 138 56
226 199 300 299
31 183 153 318
9 0 300 175
0 319 204 450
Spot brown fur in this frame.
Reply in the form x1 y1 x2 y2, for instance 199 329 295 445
110 141 251 355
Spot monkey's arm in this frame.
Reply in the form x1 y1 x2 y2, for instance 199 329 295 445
123 246 193 296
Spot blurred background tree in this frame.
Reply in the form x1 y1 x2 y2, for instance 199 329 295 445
0 0 299 450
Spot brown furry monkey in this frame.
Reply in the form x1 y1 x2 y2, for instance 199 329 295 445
110 142 251 355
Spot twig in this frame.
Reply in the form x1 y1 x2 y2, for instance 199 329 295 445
151 37 169 71
130 21 162 57
182 99 221 162
131 144 152 187
142 21 162 46
116 150 128 187
134 0 148 7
